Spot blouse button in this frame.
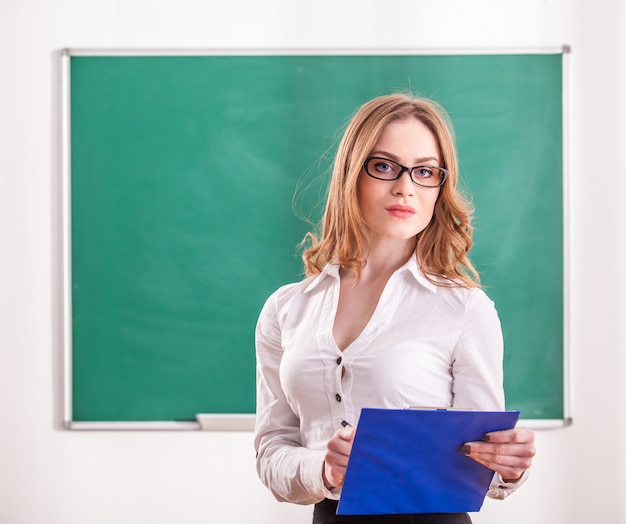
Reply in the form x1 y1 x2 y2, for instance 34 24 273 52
335 393 342 402
336 356 342 365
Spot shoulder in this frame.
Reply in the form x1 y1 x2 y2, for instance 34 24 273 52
257 272 327 322
406 258 490 308
440 285 494 309
263 263 340 308
443 286 502 337
419 273 496 314
262 275 315 308
425 282 501 333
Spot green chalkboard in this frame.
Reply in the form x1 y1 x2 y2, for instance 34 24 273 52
63 50 567 427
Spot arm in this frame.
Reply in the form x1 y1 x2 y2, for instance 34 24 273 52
253 291 332 504
452 289 535 498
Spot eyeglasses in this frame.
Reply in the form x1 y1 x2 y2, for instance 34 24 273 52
363 157 449 188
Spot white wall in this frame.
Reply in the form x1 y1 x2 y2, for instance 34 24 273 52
1 0 625 522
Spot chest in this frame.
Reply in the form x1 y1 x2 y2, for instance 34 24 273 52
332 277 389 351
279 311 459 413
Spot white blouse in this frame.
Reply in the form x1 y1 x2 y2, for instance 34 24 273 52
254 256 524 505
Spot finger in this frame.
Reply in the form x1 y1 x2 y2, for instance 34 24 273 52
466 454 529 482
325 446 351 467
324 450 350 487
327 435 354 457
324 461 347 488
477 462 526 482
467 448 534 468
462 443 534 481
482 427 535 444
463 441 536 459
337 426 356 441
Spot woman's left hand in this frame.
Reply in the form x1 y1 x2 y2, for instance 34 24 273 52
462 427 536 482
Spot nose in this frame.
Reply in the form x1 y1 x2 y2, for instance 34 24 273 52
391 168 414 196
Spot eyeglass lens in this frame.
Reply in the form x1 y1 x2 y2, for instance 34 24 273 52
365 158 446 187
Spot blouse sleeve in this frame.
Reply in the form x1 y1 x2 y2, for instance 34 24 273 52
253 290 333 505
451 288 505 411
451 288 528 499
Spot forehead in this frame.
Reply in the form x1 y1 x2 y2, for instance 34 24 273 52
373 117 440 160
375 117 439 153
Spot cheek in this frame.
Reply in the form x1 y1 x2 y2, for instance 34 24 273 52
357 178 381 215
414 193 441 235
420 191 440 218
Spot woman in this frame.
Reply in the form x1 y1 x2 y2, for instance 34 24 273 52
254 93 535 523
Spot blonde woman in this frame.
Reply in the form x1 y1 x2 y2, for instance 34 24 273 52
254 93 535 524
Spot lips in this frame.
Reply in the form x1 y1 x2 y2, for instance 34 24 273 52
386 204 416 219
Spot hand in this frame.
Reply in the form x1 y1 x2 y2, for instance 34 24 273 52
462 427 535 482
323 426 356 489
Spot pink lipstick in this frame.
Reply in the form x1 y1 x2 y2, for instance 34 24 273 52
386 204 416 219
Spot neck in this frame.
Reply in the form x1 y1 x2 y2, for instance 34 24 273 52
359 237 416 281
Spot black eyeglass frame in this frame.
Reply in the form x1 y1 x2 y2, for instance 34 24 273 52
363 156 449 188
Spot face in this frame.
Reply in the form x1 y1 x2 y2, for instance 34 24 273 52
357 117 442 247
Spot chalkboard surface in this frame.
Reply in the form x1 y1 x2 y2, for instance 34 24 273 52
63 51 567 427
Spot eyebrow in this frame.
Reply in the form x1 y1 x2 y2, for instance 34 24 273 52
371 150 441 165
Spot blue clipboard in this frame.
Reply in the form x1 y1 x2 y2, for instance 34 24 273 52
337 408 520 515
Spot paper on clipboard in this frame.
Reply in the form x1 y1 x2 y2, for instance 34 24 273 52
337 408 520 515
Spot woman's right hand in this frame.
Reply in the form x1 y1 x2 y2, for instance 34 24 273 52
323 426 356 489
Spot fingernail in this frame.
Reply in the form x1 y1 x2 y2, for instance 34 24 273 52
482 435 491 442
461 445 471 454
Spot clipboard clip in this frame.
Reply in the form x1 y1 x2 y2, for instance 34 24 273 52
407 406 475 411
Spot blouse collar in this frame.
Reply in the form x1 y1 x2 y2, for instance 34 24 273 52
303 255 438 294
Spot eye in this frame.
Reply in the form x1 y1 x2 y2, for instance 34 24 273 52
413 167 435 179
373 160 395 174
365 157 402 180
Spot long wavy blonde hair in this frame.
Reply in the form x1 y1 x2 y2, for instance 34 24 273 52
302 93 480 288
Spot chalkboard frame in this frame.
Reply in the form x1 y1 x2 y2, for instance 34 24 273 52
60 47 571 430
